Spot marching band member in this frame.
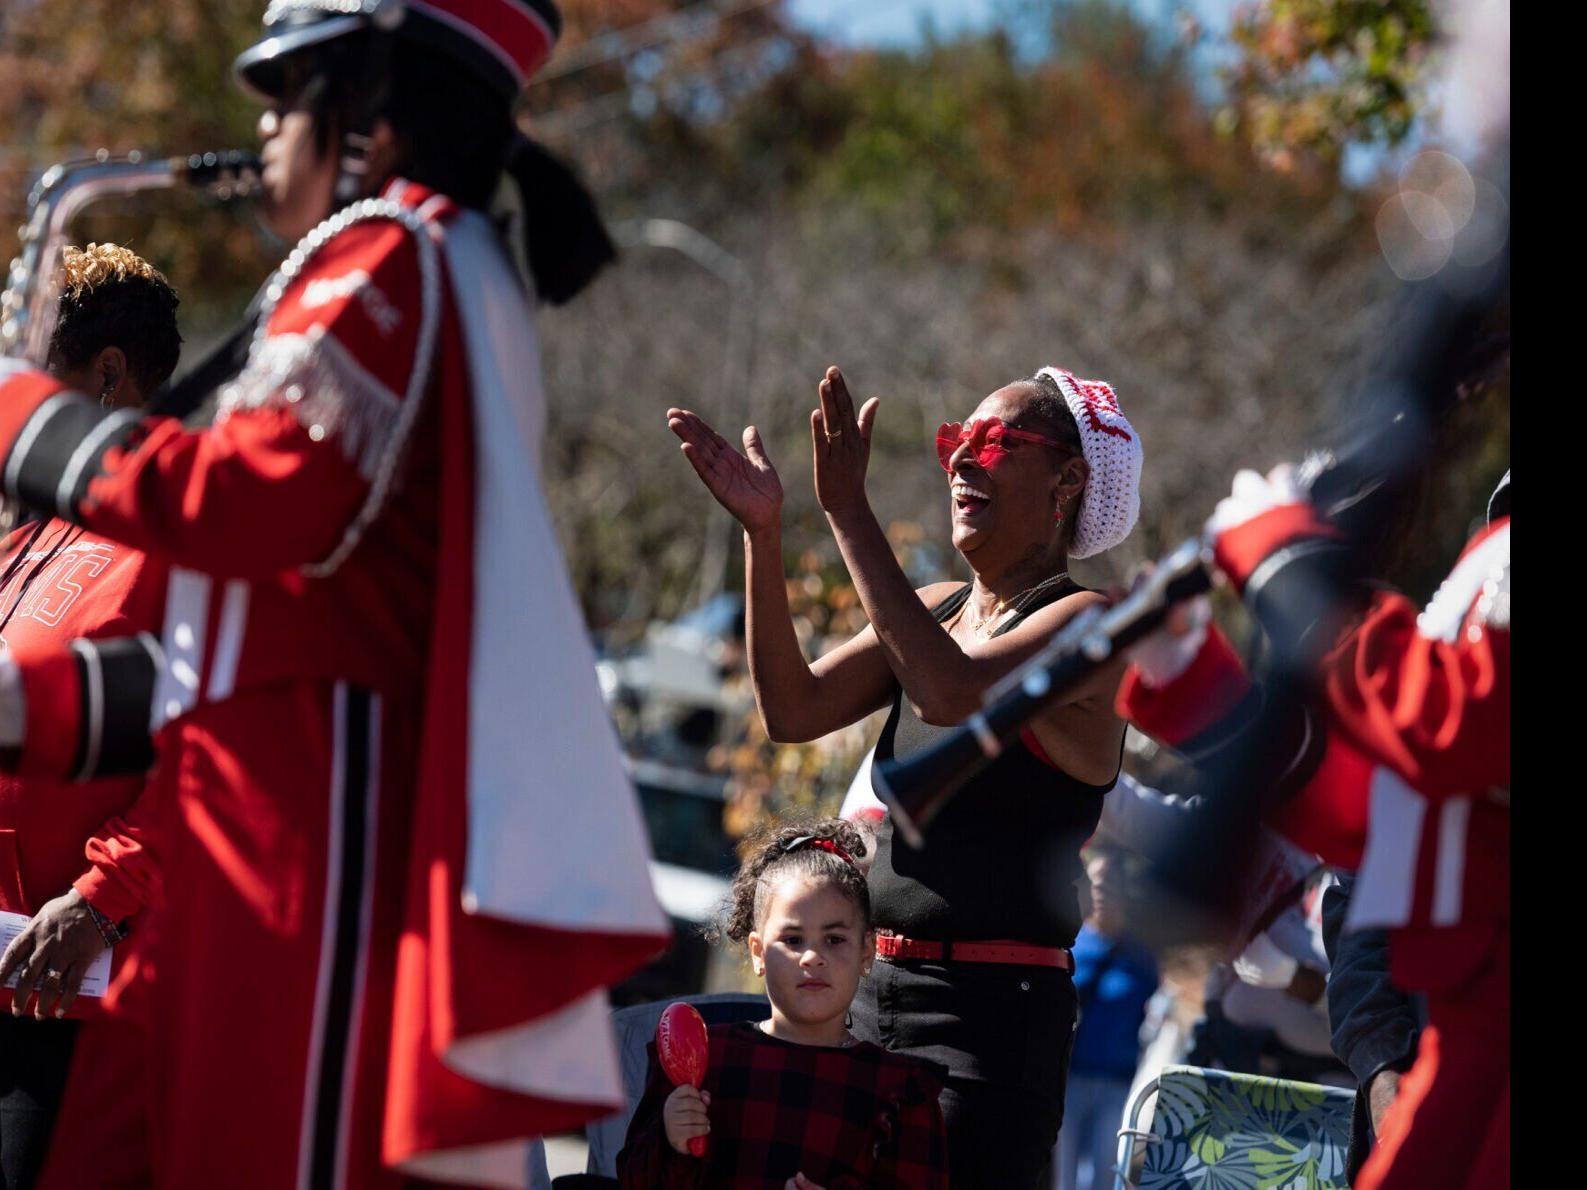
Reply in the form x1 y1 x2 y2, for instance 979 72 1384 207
0 2 668 1185
0 243 178 1187
1121 466 1509 1189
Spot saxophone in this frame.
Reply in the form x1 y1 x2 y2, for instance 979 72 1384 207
0 149 262 365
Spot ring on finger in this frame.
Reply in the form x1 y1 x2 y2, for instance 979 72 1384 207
825 428 844 440
43 969 64 986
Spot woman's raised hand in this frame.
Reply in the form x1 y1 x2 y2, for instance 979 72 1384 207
668 407 785 533
811 365 879 516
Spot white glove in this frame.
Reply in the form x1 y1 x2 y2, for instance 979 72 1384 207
1127 595 1212 688
1233 929 1300 990
1204 463 1308 539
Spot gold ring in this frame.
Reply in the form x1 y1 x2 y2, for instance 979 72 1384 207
826 429 844 441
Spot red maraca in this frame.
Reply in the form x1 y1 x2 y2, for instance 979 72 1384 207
656 1002 710 1157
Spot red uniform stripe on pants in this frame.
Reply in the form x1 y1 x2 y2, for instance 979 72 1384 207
1356 932 1509 1189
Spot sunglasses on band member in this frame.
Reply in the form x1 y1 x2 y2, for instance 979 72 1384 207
935 417 1076 473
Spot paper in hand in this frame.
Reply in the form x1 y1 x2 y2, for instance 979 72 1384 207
0 909 113 1001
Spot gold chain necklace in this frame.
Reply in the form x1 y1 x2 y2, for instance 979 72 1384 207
967 571 1071 639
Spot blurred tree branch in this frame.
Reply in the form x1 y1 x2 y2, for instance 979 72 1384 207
0 0 273 310
1219 0 1436 168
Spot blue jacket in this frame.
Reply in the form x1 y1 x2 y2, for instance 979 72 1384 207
1069 924 1158 1079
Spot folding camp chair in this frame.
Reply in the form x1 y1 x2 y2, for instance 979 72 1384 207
1113 1063 1353 1189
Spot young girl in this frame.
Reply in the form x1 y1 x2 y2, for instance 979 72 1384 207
617 821 949 1189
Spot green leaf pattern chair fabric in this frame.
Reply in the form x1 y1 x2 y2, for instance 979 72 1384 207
1119 1064 1353 1190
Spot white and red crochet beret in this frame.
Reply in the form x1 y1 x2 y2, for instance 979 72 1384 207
1038 366 1142 558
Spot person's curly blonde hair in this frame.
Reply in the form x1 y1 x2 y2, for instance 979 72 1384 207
60 242 173 299
51 243 181 391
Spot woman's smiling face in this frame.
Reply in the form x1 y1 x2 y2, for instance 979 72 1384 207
945 384 1086 558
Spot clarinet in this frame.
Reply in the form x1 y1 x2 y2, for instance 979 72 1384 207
872 537 1213 847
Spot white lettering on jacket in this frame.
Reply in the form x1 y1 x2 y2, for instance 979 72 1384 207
299 269 402 336
0 539 114 629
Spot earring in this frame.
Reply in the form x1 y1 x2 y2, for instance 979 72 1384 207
1053 503 1065 527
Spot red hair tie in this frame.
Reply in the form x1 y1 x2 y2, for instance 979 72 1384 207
782 835 857 867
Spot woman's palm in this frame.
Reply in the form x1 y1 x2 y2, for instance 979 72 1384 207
668 408 784 531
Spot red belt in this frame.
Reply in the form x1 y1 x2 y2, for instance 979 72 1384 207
875 932 1074 972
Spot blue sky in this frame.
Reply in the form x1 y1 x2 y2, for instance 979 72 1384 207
785 0 1403 184
786 0 1240 48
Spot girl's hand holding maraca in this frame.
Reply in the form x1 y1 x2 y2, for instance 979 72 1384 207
662 1084 711 1156
656 1001 711 1156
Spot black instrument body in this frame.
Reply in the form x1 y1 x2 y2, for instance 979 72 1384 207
873 538 1212 846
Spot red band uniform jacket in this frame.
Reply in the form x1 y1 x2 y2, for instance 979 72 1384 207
1118 515 1509 988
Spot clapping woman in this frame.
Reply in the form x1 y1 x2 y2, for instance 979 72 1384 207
667 363 1143 1187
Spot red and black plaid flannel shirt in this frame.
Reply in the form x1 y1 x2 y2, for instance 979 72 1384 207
617 1021 949 1188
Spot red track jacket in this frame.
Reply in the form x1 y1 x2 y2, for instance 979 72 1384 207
0 519 166 1017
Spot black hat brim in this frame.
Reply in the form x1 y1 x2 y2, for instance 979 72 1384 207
233 13 367 103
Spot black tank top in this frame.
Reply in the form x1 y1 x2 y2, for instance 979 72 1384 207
867 581 1117 948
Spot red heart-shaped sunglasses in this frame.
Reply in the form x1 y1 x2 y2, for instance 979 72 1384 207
935 418 1075 472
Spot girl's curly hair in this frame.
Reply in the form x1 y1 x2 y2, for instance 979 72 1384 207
709 818 872 946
